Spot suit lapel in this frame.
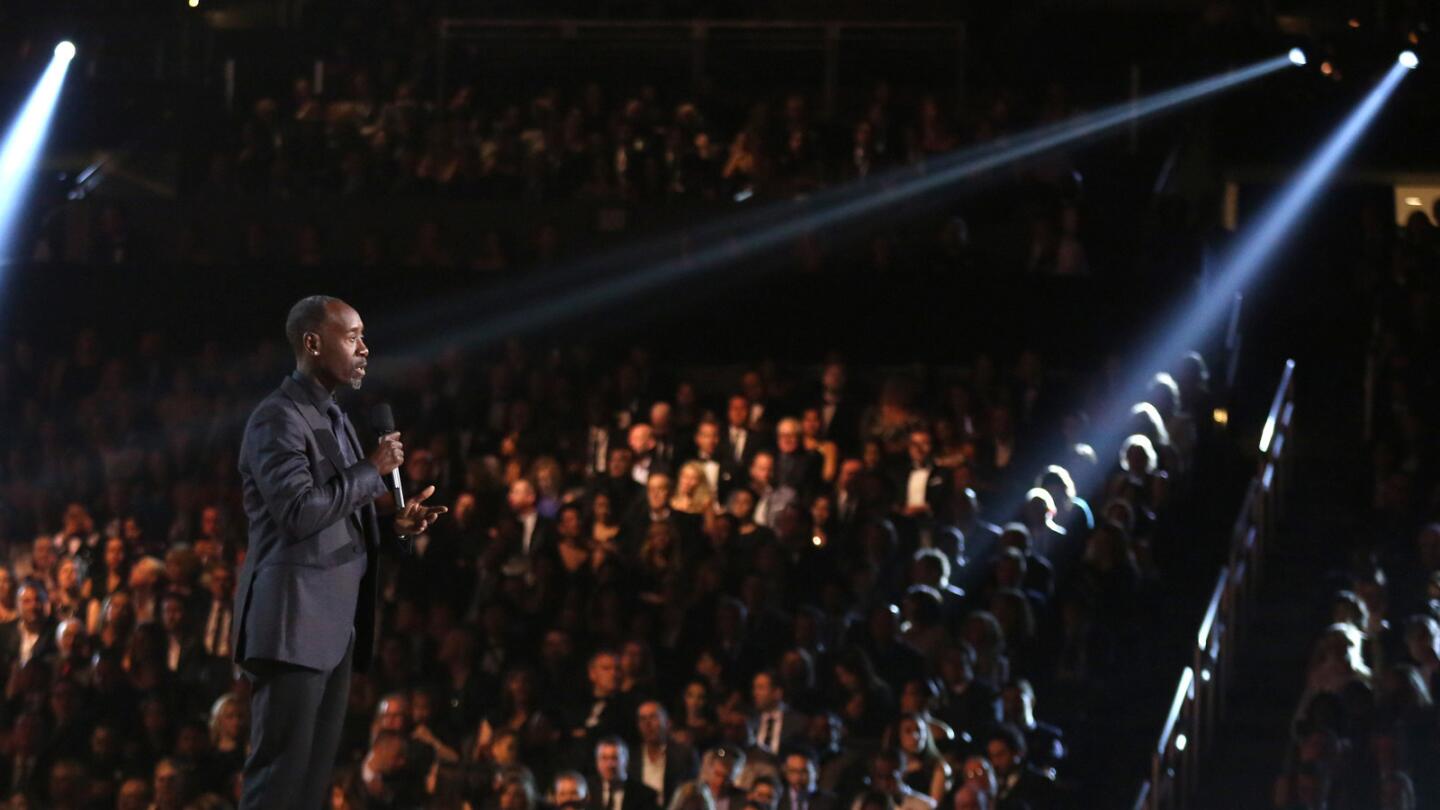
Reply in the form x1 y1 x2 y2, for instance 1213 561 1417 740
281 377 349 473
281 377 365 535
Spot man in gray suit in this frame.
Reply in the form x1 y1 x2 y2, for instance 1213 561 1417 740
233 295 445 810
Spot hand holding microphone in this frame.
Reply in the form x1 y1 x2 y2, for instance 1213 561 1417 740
369 404 406 506
370 404 446 536
368 432 404 477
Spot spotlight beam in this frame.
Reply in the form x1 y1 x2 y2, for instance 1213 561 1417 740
380 55 1297 364
0 44 76 265
1063 62 1410 512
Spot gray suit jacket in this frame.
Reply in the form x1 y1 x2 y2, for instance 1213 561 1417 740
233 372 399 673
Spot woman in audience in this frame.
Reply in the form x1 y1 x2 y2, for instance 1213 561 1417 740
896 712 952 802
673 460 718 530
897 678 957 750
1108 435 1169 517
1037 465 1093 542
51 557 86 621
473 667 556 767
209 693 249 779
673 677 720 752
801 408 840 484
589 491 622 553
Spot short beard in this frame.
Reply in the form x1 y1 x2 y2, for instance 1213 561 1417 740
350 376 364 391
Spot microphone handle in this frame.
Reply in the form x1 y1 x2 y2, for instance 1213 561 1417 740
390 469 406 509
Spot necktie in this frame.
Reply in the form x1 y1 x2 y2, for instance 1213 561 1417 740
607 784 618 810
326 402 358 467
761 713 777 751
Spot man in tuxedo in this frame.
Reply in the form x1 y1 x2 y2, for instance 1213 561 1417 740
1002 680 1066 773
832 459 865 532
631 473 703 555
936 644 1002 741
160 591 206 687
670 746 748 810
740 371 775 435
649 402 680 475
778 750 836 810
773 419 821 500
748 671 807 756
987 724 1056 809
594 446 643 516
632 701 697 807
201 563 234 660
952 488 1003 576
0 583 55 672
814 362 860 454
724 395 761 469
747 452 796 529
233 296 445 810
569 650 633 760
629 423 662 485
909 549 967 630
506 478 556 561
892 428 952 524
685 419 738 499
591 738 658 810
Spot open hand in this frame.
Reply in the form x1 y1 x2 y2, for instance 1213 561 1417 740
395 485 447 536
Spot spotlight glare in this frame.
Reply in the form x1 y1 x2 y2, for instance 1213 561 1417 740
1320 61 1334 76
1288 48 1307 66
378 54 1298 365
1399 51 1419 69
1406 196 1425 207
0 43 77 272
188 0 200 8
1071 61 1411 522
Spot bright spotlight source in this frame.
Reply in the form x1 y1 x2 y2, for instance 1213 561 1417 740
1399 50 1419 69
0 42 77 271
1288 48 1307 66
188 0 200 7
1406 196 1425 206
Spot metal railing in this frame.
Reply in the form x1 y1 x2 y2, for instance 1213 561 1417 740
1135 358 1296 810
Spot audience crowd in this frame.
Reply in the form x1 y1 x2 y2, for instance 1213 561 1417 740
0 319 1214 808
163 53 1092 275
1269 206 1440 810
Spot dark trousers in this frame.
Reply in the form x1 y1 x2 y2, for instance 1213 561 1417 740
240 629 354 810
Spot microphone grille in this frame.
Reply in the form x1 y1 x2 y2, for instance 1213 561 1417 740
370 403 396 434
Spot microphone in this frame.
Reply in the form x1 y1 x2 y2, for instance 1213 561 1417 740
370 403 406 509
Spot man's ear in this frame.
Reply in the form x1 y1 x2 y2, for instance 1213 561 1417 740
303 331 321 356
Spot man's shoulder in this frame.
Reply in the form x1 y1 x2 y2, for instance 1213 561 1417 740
242 384 309 438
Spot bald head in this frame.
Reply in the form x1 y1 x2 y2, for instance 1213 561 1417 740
286 295 369 391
